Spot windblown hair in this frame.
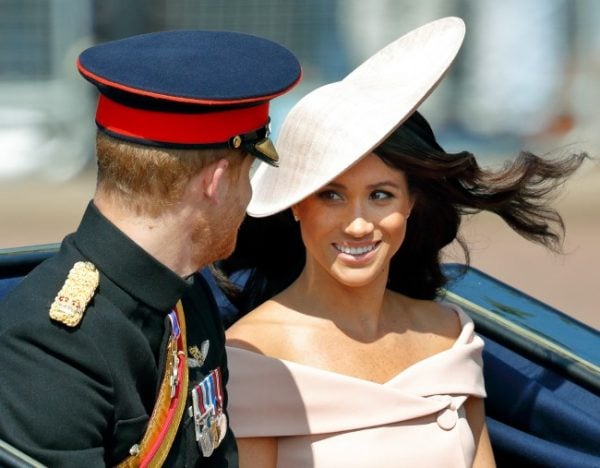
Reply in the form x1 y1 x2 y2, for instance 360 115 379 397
216 111 586 318
96 131 244 217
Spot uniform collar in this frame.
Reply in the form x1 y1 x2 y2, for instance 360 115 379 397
74 201 190 312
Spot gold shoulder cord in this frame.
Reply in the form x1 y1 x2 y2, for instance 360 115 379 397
49 261 99 327
118 301 189 468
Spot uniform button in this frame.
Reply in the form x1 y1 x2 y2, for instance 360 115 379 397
436 408 457 430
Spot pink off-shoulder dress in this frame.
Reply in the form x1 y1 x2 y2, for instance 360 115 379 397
226 304 486 467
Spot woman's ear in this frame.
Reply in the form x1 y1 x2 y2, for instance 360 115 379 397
202 158 230 205
291 205 300 222
407 194 417 218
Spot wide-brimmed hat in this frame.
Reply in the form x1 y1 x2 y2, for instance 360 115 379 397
247 17 465 215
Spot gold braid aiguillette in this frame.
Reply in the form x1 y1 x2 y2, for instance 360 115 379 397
49 261 99 327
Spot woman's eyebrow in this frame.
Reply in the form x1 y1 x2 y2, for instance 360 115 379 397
321 182 345 190
367 181 401 190
321 180 402 191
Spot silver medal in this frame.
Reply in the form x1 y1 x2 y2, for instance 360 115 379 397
199 423 214 457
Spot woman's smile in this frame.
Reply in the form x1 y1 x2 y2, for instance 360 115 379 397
333 241 381 260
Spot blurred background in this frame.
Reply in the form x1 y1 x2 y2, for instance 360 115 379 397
0 0 598 328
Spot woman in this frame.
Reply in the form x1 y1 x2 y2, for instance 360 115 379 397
218 18 585 467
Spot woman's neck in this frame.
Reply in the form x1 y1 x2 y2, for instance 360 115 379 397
284 261 392 340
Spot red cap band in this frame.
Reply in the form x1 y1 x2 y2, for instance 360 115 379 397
95 95 270 145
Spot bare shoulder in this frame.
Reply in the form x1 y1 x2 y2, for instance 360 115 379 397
225 299 294 355
400 295 463 340
431 301 464 337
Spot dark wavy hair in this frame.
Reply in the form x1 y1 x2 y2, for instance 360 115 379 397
215 111 586 319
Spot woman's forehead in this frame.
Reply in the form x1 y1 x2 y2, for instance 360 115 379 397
327 153 406 183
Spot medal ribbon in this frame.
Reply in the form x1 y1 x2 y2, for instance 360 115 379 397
202 376 214 414
212 368 224 411
167 311 180 339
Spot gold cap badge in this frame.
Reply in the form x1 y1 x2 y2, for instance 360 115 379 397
49 261 99 327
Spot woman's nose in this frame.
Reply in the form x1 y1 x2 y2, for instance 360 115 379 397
343 214 374 238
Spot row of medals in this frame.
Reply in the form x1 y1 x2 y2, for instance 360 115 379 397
168 313 226 458
190 368 228 457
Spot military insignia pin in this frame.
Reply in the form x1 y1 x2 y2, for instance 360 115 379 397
188 340 210 368
49 261 99 327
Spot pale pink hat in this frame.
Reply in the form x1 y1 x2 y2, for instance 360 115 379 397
247 17 466 217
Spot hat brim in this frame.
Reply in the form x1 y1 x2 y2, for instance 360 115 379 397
248 17 465 217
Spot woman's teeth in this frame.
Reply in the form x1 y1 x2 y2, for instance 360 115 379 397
335 244 376 255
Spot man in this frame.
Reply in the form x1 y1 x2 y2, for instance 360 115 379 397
0 30 300 466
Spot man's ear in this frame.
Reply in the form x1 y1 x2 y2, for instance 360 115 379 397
202 158 230 205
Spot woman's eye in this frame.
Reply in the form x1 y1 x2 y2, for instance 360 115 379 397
371 190 393 200
317 190 342 201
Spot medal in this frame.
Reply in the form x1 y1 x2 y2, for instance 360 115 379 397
216 412 228 445
192 381 214 457
191 385 203 443
204 375 220 447
212 367 227 444
166 312 183 398
199 423 214 457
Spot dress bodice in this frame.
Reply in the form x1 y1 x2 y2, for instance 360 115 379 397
227 303 486 467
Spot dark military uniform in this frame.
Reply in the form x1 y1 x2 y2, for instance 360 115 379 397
0 27 301 468
0 202 238 467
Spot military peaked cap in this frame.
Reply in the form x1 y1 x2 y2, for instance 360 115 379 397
78 30 302 165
